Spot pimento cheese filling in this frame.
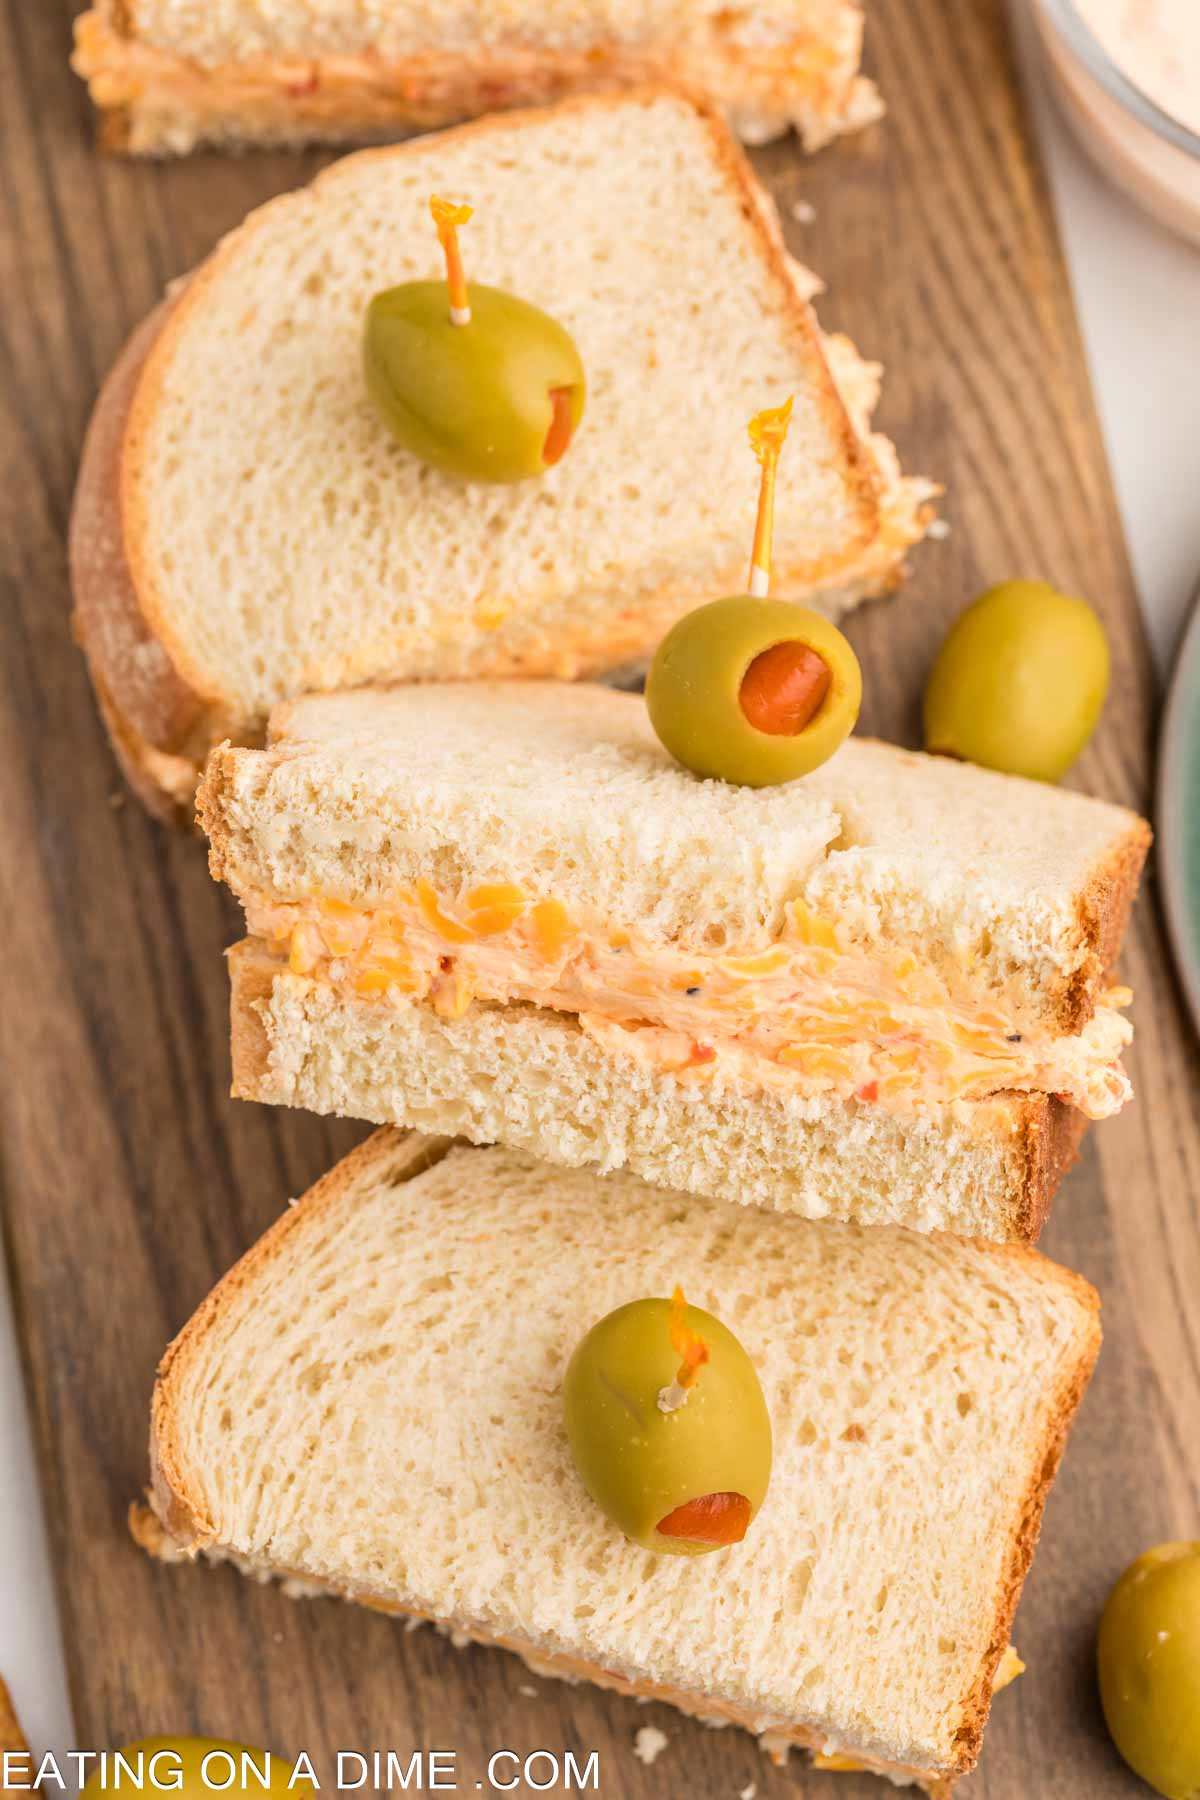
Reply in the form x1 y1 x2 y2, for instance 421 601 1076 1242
242 883 1132 1120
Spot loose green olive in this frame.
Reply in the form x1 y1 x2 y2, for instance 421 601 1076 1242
923 579 1110 782
563 1295 772 1555
1097 1543 1200 1799
646 597 862 787
81 1737 316 1795
364 282 585 483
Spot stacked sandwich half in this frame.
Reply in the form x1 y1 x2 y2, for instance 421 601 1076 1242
142 670 1148 1793
73 0 881 156
97 89 1151 1797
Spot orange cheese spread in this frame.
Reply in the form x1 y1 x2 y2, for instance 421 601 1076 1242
244 883 1132 1119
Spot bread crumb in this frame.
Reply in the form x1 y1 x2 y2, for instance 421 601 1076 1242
926 518 951 539
518 1685 539 1698
790 199 816 224
758 1731 792 1767
633 1727 670 1766
739 1785 757 1800
403 1615 424 1634
108 789 126 810
280 1576 324 1599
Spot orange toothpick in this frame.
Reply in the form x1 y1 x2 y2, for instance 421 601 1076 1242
430 194 474 325
746 397 794 597
658 1285 710 1413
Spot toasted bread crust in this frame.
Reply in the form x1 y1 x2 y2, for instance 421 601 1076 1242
72 89 920 821
143 1124 1098 1793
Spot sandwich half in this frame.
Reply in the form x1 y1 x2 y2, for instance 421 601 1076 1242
72 1 881 157
142 1128 1101 1793
69 90 934 822
200 682 1151 1243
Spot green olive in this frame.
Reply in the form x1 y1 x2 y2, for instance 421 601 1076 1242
364 282 585 483
1097 1542 1200 1799
81 1737 316 1795
645 597 862 787
923 579 1110 782
563 1295 772 1555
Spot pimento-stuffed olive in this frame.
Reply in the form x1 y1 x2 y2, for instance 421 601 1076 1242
563 1289 772 1556
646 597 862 786
364 196 585 484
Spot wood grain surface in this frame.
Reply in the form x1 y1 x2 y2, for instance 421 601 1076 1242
1 1 1197 1795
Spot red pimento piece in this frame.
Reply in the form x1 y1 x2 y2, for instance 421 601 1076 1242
658 1491 752 1545
543 388 575 466
740 640 832 737
856 1079 880 1103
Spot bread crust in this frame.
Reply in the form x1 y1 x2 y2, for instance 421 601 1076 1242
1064 814 1153 1027
1016 1095 1086 1244
227 940 1090 1242
70 297 211 763
947 1275 1101 1768
72 88 919 821
143 1123 1099 1792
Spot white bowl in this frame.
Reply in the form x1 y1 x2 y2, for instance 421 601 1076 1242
1031 0 1200 246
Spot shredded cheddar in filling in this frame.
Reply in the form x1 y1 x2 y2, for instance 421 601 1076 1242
246 884 1132 1119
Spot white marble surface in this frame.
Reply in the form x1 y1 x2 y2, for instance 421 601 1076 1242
2 12 1199 1778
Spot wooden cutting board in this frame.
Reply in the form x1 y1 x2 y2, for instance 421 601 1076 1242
1 1 1197 1794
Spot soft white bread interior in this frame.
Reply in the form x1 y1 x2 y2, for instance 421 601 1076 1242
71 91 933 819
73 1 881 156
148 1128 1100 1788
202 682 1149 1032
228 940 1083 1243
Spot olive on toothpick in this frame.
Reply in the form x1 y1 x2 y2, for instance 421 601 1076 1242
364 195 586 484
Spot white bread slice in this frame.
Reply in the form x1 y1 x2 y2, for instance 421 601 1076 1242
201 682 1149 1034
146 1128 1101 1790
70 91 934 822
228 939 1083 1242
73 1 881 157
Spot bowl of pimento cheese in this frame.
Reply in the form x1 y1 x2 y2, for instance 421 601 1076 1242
1031 0 1200 246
